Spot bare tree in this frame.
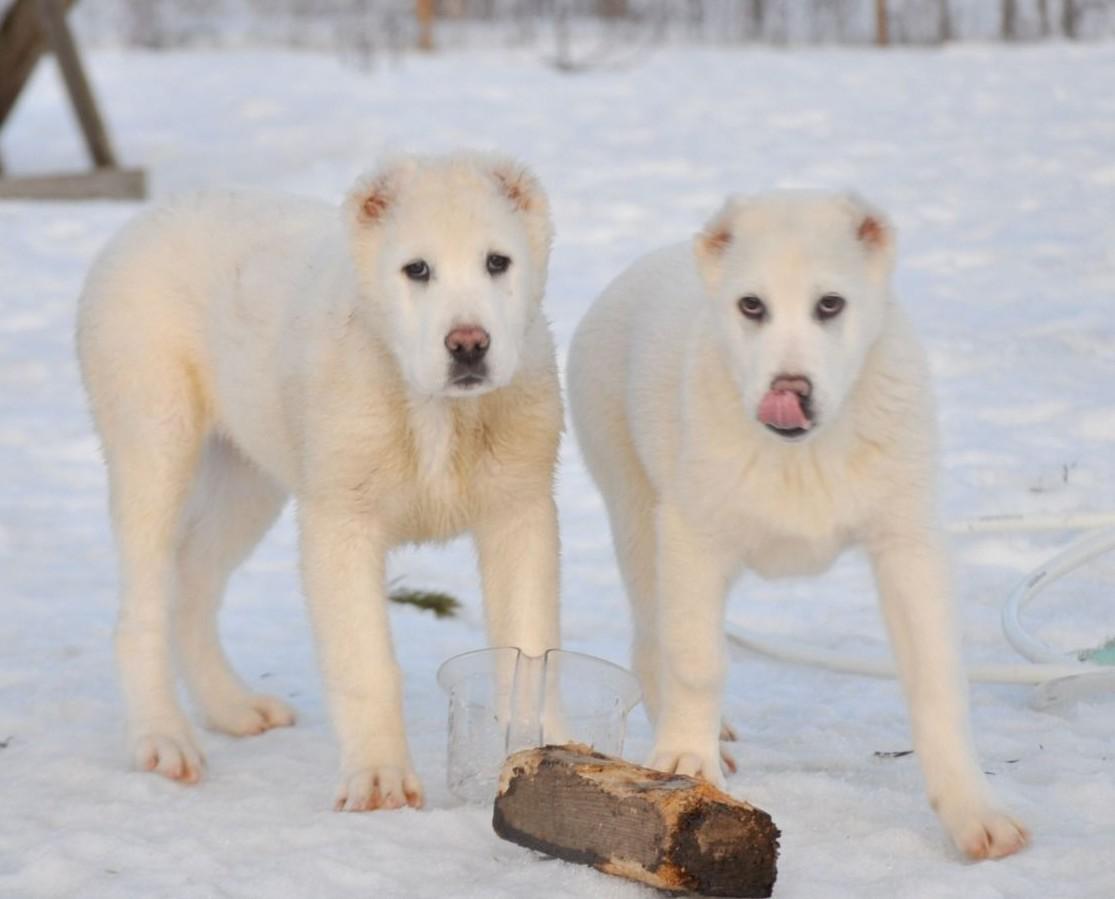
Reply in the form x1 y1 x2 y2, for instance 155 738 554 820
1001 0 1018 40
1036 0 1051 36
416 0 434 51
1062 0 1082 37
938 0 953 42
597 0 628 18
126 0 166 48
744 0 768 41
875 0 889 45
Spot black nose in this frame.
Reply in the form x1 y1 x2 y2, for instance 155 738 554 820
445 326 490 367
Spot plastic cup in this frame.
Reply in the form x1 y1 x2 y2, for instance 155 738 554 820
435 647 642 803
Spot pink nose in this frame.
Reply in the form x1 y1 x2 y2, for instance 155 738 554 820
770 375 811 397
445 326 490 365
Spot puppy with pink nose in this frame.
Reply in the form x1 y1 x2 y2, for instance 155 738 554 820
567 190 1028 860
78 152 563 813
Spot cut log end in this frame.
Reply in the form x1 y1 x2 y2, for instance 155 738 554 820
493 744 779 898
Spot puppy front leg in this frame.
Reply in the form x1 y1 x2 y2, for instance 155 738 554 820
474 493 561 657
870 530 1027 859
299 502 422 811
649 502 733 788
474 494 563 743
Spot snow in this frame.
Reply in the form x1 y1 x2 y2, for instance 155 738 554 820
2 42 1115 899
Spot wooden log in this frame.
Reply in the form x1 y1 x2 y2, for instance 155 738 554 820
493 744 779 898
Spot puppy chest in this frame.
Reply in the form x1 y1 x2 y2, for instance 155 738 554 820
739 529 847 578
383 471 476 543
697 481 862 578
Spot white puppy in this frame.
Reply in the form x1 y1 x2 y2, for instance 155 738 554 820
567 191 1028 859
77 153 562 811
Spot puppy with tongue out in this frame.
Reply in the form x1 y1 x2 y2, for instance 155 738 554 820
568 190 1029 861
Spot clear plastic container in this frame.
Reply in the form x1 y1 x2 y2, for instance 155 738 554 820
435 647 642 803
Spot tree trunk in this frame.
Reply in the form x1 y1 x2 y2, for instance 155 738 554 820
746 0 766 41
416 0 434 51
875 0 889 46
1001 0 1018 40
1061 0 1084 39
939 0 953 42
1036 0 1050 36
597 0 627 19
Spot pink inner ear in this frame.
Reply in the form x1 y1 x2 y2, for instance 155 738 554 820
857 215 886 249
362 191 390 222
493 169 532 212
702 227 732 255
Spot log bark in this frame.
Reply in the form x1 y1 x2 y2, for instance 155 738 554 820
493 744 779 898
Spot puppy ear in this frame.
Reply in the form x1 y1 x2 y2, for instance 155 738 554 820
489 158 544 215
843 193 896 273
487 156 553 271
346 158 415 227
693 197 740 291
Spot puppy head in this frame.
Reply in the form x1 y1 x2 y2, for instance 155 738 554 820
694 190 895 442
345 153 552 398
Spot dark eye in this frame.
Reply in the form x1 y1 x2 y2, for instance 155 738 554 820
816 293 846 321
486 253 511 276
402 260 430 282
738 295 766 322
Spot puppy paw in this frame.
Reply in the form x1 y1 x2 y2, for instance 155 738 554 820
937 796 1030 860
648 745 727 790
131 725 205 784
719 719 739 742
203 691 296 737
334 765 424 812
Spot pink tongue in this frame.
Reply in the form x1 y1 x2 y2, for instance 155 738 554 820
758 389 810 431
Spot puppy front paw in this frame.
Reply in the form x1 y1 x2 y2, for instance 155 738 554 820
130 722 205 784
334 765 424 812
648 744 728 789
936 795 1029 860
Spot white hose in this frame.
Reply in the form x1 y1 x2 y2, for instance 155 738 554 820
726 517 1115 689
1001 525 1115 665
947 512 1115 535
725 629 1096 685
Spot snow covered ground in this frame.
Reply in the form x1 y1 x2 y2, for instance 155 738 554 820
2 41 1115 899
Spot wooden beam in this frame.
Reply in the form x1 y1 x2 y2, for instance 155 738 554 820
0 0 74 131
33 0 116 167
0 167 145 200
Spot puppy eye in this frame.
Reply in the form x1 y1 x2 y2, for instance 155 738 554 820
738 295 766 322
486 253 511 276
816 294 846 321
402 260 430 282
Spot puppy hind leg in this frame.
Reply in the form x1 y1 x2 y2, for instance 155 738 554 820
100 365 209 783
174 437 294 737
603 482 659 725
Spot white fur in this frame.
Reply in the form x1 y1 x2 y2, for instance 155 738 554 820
77 153 563 811
567 191 1028 860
